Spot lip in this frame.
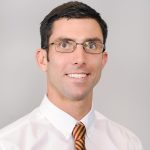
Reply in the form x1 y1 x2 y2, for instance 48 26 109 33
65 73 90 79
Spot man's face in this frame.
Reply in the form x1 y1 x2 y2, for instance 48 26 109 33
44 18 107 101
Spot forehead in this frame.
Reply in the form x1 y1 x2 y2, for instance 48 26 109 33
50 18 103 42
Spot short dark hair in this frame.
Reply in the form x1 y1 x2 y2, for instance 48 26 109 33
40 1 108 52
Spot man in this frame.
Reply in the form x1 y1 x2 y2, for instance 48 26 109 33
0 1 143 150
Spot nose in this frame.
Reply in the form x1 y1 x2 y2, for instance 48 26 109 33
72 44 87 65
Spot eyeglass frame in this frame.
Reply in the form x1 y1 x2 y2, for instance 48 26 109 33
48 38 105 54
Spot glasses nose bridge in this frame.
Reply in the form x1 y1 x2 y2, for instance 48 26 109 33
75 42 85 51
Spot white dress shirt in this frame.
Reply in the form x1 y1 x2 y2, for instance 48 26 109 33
0 95 143 150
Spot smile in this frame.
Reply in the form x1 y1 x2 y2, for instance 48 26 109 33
67 73 89 79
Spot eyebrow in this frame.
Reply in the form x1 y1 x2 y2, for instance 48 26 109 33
52 37 103 43
83 38 103 43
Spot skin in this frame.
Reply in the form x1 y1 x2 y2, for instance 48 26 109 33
36 18 108 120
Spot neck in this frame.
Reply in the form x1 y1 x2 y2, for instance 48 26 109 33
47 91 92 121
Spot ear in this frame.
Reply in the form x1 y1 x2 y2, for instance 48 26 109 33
36 49 48 72
101 52 108 69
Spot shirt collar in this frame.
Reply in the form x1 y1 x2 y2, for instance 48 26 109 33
39 95 95 140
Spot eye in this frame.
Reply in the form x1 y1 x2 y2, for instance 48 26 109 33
86 41 97 50
58 40 71 49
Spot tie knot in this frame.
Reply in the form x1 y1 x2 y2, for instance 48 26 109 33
72 122 86 141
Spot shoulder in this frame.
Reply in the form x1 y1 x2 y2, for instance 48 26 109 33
93 110 143 149
0 108 40 139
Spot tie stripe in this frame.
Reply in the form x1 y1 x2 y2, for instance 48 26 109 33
72 122 86 150
76 141 84 150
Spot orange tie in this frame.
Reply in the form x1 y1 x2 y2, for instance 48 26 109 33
72 122 86 150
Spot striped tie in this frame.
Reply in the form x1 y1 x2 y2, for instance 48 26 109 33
72 122 86 150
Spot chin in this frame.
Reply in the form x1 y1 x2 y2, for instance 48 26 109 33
66 91 91 101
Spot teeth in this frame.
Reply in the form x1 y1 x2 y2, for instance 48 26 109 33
67 73 87 79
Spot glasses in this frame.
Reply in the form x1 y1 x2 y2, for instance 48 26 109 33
49 39 104 54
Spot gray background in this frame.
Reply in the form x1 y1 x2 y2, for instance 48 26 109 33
0 0 149 149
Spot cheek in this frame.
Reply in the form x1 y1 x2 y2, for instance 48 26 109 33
91 56 103 70
48 54 69 75
91 57 103 80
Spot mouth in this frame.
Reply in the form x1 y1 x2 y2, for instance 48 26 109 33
65 73 90 79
